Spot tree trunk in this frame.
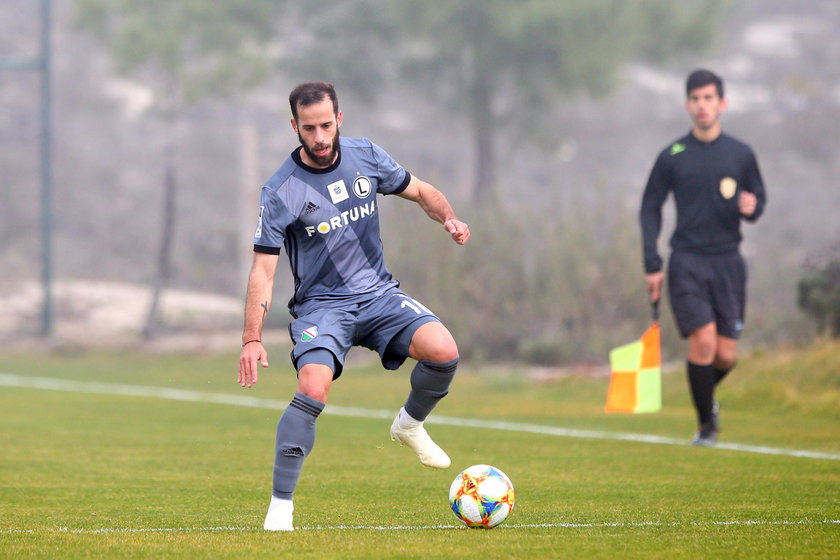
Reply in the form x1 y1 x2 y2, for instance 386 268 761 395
238 116 260 282
142 129 177 340
470 63 496 203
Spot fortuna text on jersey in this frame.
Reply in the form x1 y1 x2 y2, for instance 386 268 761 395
303 199 376 237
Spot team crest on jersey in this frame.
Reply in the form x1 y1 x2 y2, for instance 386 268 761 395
720 177 737 199
327 180 349 204
254 205 264 238
301 326 318 342
353 176 373 198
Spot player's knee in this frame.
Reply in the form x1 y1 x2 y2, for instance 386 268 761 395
298 385 329 404
296 363 333 403
431 329 459 364
425 344 459 365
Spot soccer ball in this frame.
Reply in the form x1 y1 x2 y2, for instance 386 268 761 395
449 464 515 528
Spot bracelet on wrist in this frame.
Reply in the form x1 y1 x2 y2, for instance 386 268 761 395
242 339 261 347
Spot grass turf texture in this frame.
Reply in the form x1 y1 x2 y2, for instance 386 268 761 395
1 342 838 559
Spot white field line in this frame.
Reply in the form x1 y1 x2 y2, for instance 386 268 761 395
1 373 839 461
2 519 838 534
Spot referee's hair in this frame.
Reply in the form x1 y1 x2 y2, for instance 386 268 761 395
686 69 724 99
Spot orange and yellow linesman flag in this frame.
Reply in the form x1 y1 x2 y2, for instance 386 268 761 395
605 303 662 413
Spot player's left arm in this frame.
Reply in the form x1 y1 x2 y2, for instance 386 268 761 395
398 175 470 245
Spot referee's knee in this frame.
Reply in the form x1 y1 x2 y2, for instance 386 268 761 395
714 353 737 371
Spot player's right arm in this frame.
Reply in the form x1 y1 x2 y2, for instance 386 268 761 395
398 175 470 246
238 251 280 388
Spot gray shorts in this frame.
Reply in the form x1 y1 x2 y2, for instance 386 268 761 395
288 286 439 378
667 250 747 339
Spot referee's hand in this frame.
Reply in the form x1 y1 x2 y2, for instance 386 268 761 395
645 271 664 303
738 191 757 217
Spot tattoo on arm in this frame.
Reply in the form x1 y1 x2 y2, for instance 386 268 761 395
261 301 268 323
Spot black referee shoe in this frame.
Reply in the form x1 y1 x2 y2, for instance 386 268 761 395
692 423 719 447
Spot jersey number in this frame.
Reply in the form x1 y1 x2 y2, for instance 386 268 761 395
400 298 431 315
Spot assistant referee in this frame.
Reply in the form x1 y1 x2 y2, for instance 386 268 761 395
640 69 767 446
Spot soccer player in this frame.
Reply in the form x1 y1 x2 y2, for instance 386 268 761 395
237 81 470 531
639 69 767 446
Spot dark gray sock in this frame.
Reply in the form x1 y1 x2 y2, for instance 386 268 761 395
403 358 458 422
272 392 324 500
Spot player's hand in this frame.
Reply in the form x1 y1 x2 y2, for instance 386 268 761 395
238 341 269 388
444 219 470 245
645 271 664 303
738 191 757 217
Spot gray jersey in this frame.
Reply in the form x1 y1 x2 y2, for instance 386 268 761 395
254 137 411 317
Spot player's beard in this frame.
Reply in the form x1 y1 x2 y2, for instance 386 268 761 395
299 127 341 168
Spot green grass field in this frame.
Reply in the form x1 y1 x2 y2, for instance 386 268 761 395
1 341 838 559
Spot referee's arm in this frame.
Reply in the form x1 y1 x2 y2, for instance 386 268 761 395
639 156 670 274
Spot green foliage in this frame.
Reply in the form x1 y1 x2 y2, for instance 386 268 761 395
382 184 655 365
73 1 288 338
288 0 722 196
301 0 720 102
797 250 840 337
74 0 283 104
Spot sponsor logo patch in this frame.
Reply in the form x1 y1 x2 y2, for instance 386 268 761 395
303 199 376 237
327 180 349 204
670 142 686 156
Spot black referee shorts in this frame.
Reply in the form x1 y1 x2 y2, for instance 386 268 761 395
667 250 747 339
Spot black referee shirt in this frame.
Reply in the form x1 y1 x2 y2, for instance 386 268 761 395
640 132 766 273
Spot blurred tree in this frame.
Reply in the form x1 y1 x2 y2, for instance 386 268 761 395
291 0 721 202
798 250 840 338
75 0 283 338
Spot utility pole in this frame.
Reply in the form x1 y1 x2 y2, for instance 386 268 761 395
1 0 54 337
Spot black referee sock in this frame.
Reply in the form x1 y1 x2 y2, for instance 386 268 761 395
272 392 324 500
714 363 735 386
687 361 716 427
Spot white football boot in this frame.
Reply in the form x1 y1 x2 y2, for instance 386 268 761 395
263 496 294 531
390 407 451 469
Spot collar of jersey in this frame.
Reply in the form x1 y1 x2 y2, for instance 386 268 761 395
291 145 342 174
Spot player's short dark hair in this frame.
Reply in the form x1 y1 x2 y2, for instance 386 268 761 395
686 69 724 98
289 82 339 122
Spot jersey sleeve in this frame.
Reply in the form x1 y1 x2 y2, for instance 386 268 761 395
369 141 410 195
639 151 672 273
253 184 296 254
740 147 767 223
